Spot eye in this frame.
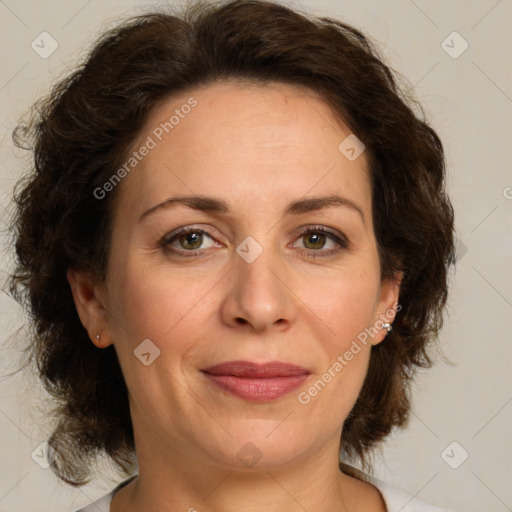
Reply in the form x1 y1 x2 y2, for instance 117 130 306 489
292 226 349 258
160 226 220 257
160 225 349 259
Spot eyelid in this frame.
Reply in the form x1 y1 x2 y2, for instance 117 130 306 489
160 224 220 244
294 225 348 244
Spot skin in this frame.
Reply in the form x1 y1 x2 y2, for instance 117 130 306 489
68 80 401 512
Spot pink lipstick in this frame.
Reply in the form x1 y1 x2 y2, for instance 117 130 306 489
201 361 310 402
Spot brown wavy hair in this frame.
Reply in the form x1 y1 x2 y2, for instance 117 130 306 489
8 0 455 486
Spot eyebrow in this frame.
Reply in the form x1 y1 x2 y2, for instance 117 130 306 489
140 194 365 223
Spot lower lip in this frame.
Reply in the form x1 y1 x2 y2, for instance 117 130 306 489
203 373 310 402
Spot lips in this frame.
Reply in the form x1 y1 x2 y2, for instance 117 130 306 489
201 361 310 402
202 361 310 378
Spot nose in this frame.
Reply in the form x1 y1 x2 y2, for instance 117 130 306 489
219 246 297 334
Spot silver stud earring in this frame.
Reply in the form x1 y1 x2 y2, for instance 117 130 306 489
95 333 101 344
382 323 392 332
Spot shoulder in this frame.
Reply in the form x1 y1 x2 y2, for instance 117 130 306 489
370 477 449 512
70 492 113 512
70 475 137 512
342 464 455 512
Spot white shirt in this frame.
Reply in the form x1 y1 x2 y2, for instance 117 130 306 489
71 471 453 512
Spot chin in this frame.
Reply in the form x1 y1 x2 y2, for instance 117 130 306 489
195 420 315 471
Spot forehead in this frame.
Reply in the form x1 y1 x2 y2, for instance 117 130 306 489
118 80 372 219
138 80 355 156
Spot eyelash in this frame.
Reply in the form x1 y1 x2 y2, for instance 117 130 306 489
160 225 349 259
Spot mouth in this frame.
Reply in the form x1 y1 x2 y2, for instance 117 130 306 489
200 361 311 402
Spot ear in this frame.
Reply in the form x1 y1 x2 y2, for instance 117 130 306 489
370 271 403 346
66 268 113 348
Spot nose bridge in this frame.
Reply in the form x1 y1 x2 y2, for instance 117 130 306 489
223 235 295 331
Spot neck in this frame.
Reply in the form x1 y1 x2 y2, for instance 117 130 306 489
111 436 369 512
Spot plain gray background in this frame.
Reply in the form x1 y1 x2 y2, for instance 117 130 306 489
0 1 511 511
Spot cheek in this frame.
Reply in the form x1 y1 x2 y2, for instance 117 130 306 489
107 255 218 349
303 265 381 346
296 270 378 426
105 257 213 407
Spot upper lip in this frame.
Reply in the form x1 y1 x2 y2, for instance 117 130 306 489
201 360 310 378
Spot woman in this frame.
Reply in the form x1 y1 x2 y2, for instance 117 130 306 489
9 0 455 510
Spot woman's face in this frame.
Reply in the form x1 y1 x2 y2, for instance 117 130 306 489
78 80 400 471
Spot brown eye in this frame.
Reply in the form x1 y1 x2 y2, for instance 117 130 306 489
293 226 349 258
302 232 327 250
161 227 220 257
177 231 204 250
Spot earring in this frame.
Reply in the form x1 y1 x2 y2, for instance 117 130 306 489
382 323 392 332
95 333 101 345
